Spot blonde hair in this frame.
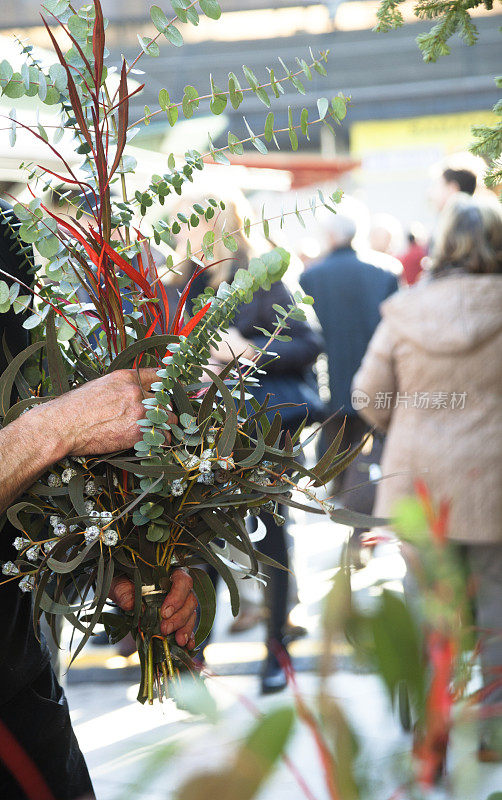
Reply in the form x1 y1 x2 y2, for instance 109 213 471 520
432 193 502 275
168 192 262 289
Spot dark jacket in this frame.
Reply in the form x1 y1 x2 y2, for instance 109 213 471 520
234 281 324 427
300 246 398 415
0 200 52 703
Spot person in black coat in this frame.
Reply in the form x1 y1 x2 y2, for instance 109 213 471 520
300 200 398 567
300 200 398 485
212 278 323 694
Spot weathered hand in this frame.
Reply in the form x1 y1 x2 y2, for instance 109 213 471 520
39 368 176 457
109 569 198 649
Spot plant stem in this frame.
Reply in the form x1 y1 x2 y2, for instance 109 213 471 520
162 637 176 680
161 661 170 698
147 640 154 705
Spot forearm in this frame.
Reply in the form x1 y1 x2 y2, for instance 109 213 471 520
0 403 67 513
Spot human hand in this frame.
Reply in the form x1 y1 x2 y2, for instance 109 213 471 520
109 569 197 648
39 369 176 458
210 326 254 363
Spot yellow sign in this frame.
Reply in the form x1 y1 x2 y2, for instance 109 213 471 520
351 110 497 155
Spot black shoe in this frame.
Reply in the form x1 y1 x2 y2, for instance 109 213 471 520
260 647 287 695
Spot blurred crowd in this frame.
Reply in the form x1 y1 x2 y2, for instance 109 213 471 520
2 150 501 757
145 151 502 729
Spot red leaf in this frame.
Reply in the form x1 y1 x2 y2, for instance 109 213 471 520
142 238 170 334
88 230 154 297
178 301 211 337
108 62 129 182
169 262 214 335
93 0 105 88
41 16 94 151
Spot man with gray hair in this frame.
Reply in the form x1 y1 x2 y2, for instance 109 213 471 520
300 196 398 520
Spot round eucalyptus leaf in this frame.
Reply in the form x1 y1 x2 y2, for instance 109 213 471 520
0 281 10 305
36 236 61 259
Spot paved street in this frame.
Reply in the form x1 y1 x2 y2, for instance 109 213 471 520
65 513 502 799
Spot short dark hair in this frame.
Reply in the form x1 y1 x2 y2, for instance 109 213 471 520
442 167 476 196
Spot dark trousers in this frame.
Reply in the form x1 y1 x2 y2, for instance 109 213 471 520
0 663 94 800
258 506 289 643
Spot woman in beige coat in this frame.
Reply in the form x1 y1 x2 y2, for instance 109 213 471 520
352 193 502 758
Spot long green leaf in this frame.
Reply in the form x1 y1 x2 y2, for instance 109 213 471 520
171 380 195 417
2 333 31 400
3 396 53 426
48 539 98 574
0 340 44 416
204 368 238 458
46 309 70 395
197 361 233 427
69 557 114 666
311 418 346 479
68 474 87 516
190 538 240 617
6 501 44 531
104 458 184 479
264 411 282 446
106 335 179 372
237 424 265 467
190 567 217 647
312 433 372 487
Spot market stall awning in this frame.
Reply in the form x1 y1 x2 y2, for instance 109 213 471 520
212 153 360 189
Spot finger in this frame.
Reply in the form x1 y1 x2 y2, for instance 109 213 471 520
160 592 198 637
161 570 193 620
137 368 160 390
109 577 135 611
188 635 196 651
174 611 197 648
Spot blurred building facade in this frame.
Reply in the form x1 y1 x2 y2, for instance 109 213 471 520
1 1 500 227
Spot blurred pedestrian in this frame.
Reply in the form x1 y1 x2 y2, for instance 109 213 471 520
429 152 481 213
300 198 399 562
399 224 428 286
352 193 502 761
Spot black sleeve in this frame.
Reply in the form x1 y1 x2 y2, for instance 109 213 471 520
234 281 323 374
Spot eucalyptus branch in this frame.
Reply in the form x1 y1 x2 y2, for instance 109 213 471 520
131 54 329 129
125 0 202 79
152 196 341 288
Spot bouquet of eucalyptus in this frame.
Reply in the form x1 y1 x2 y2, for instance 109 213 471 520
0 0 364 704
